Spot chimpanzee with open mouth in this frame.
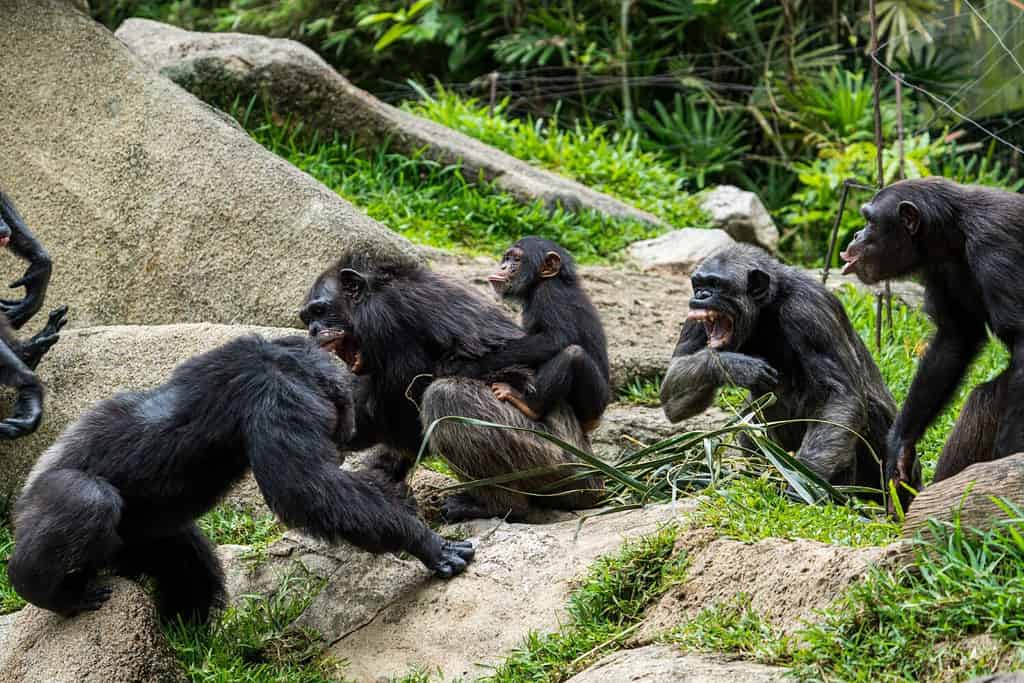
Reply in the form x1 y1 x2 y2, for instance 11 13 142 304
659 244 911 502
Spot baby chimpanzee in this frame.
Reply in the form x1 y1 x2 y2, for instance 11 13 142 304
8 334 473 622
463 237 610 431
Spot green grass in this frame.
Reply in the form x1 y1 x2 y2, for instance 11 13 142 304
199 504 284 553
616 376 662 407
243 112 668 263
483 525 684 682
165 571 343 683
403 86 708 230
667 594 792 664
0 525 25 615
690 477 898 548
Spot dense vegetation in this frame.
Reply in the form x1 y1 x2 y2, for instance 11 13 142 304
94 0 1022 263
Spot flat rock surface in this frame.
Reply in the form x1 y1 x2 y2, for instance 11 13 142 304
0 578 183 683
0 1 414 330
566 645 787 682
638 531 898 642
316 503 688 681
592 404 732 461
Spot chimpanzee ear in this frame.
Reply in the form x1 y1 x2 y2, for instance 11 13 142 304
539 251 562 279
747 268 771 303
338 268 368 303
897 200 920 236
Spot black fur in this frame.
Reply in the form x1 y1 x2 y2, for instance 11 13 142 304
0 190 68 438
842 177 1024 501
660 244 906 500
8 335 473 621
301 254 605 521
458 237 610 430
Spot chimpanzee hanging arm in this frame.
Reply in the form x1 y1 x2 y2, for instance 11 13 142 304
0 191 52 329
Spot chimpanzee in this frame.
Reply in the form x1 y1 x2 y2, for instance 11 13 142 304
450 237 611 432
8 335 474 621
660 244 907 500
0 190 68 438
840 177 1024 501
301 252 606 522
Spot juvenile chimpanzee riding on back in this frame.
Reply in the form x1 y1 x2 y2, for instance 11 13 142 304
466 236 610 431
8 335 473 621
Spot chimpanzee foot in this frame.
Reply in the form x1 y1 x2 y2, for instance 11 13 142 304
62 585 114 616
426 539 475 578
441 493 490 523
490 383 542 421
0 384 42 439
18 305 68 369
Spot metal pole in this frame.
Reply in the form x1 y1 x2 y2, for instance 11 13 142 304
869 0 893 347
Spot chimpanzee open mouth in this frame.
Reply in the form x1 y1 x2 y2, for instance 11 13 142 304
839 247 861 275
316 329 364 374
687 308 734 349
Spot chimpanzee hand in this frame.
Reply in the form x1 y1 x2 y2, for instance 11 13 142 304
422 535 475 578
718 352 780 390
0 383 43 439
0 260 52 329
884 427 917 515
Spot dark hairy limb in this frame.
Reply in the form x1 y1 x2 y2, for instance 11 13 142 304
15 305 68 370
0 337 44 439
0 191 52 330
932 375 1004 483
660 349 778 423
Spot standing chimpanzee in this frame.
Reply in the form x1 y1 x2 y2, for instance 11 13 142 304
8 335 474 621
660 244 907 501
840 177 1024 502
0 190 68 438
452 237 610 432
301 252 606 522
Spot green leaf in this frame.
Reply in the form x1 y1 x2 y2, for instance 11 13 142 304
375 24 414 51
357 12 396 27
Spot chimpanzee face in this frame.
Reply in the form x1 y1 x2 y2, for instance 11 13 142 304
488 237 564 299
840 193 921 284
300 269 366 374
688 253 771 351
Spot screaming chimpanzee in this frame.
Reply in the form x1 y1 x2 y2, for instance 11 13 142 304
301 252 605 522
0 191 68 438
841 177 1024 502
8 335 474 620
457 237 610 431
660 244 907 500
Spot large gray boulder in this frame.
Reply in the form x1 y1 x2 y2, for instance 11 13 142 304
628 228 736 277
115 18 665 228
700 186 780 252
0 1 415 329
566 645 787 683
0 323 287 496
0 578 184 683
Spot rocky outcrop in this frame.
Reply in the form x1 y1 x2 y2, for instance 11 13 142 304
115 18 664 228
0 578 184 683
638 531 900 642
591 404 733 461
219 505 687 681
0 1 415 330
566 645 787 682
700 186 780 252
628 228 736 276
903 454 1024 540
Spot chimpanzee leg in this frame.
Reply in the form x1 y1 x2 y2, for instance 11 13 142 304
519 345 609 428
14 305 68 370
993 342 1024 459
0 331 43 438
421 377 605 522
933 375 1005 483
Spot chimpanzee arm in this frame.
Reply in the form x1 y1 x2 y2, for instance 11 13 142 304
248 412 473 578
456 334 567 377
0 192 52 330
889 301 985 484
660 321 779 423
